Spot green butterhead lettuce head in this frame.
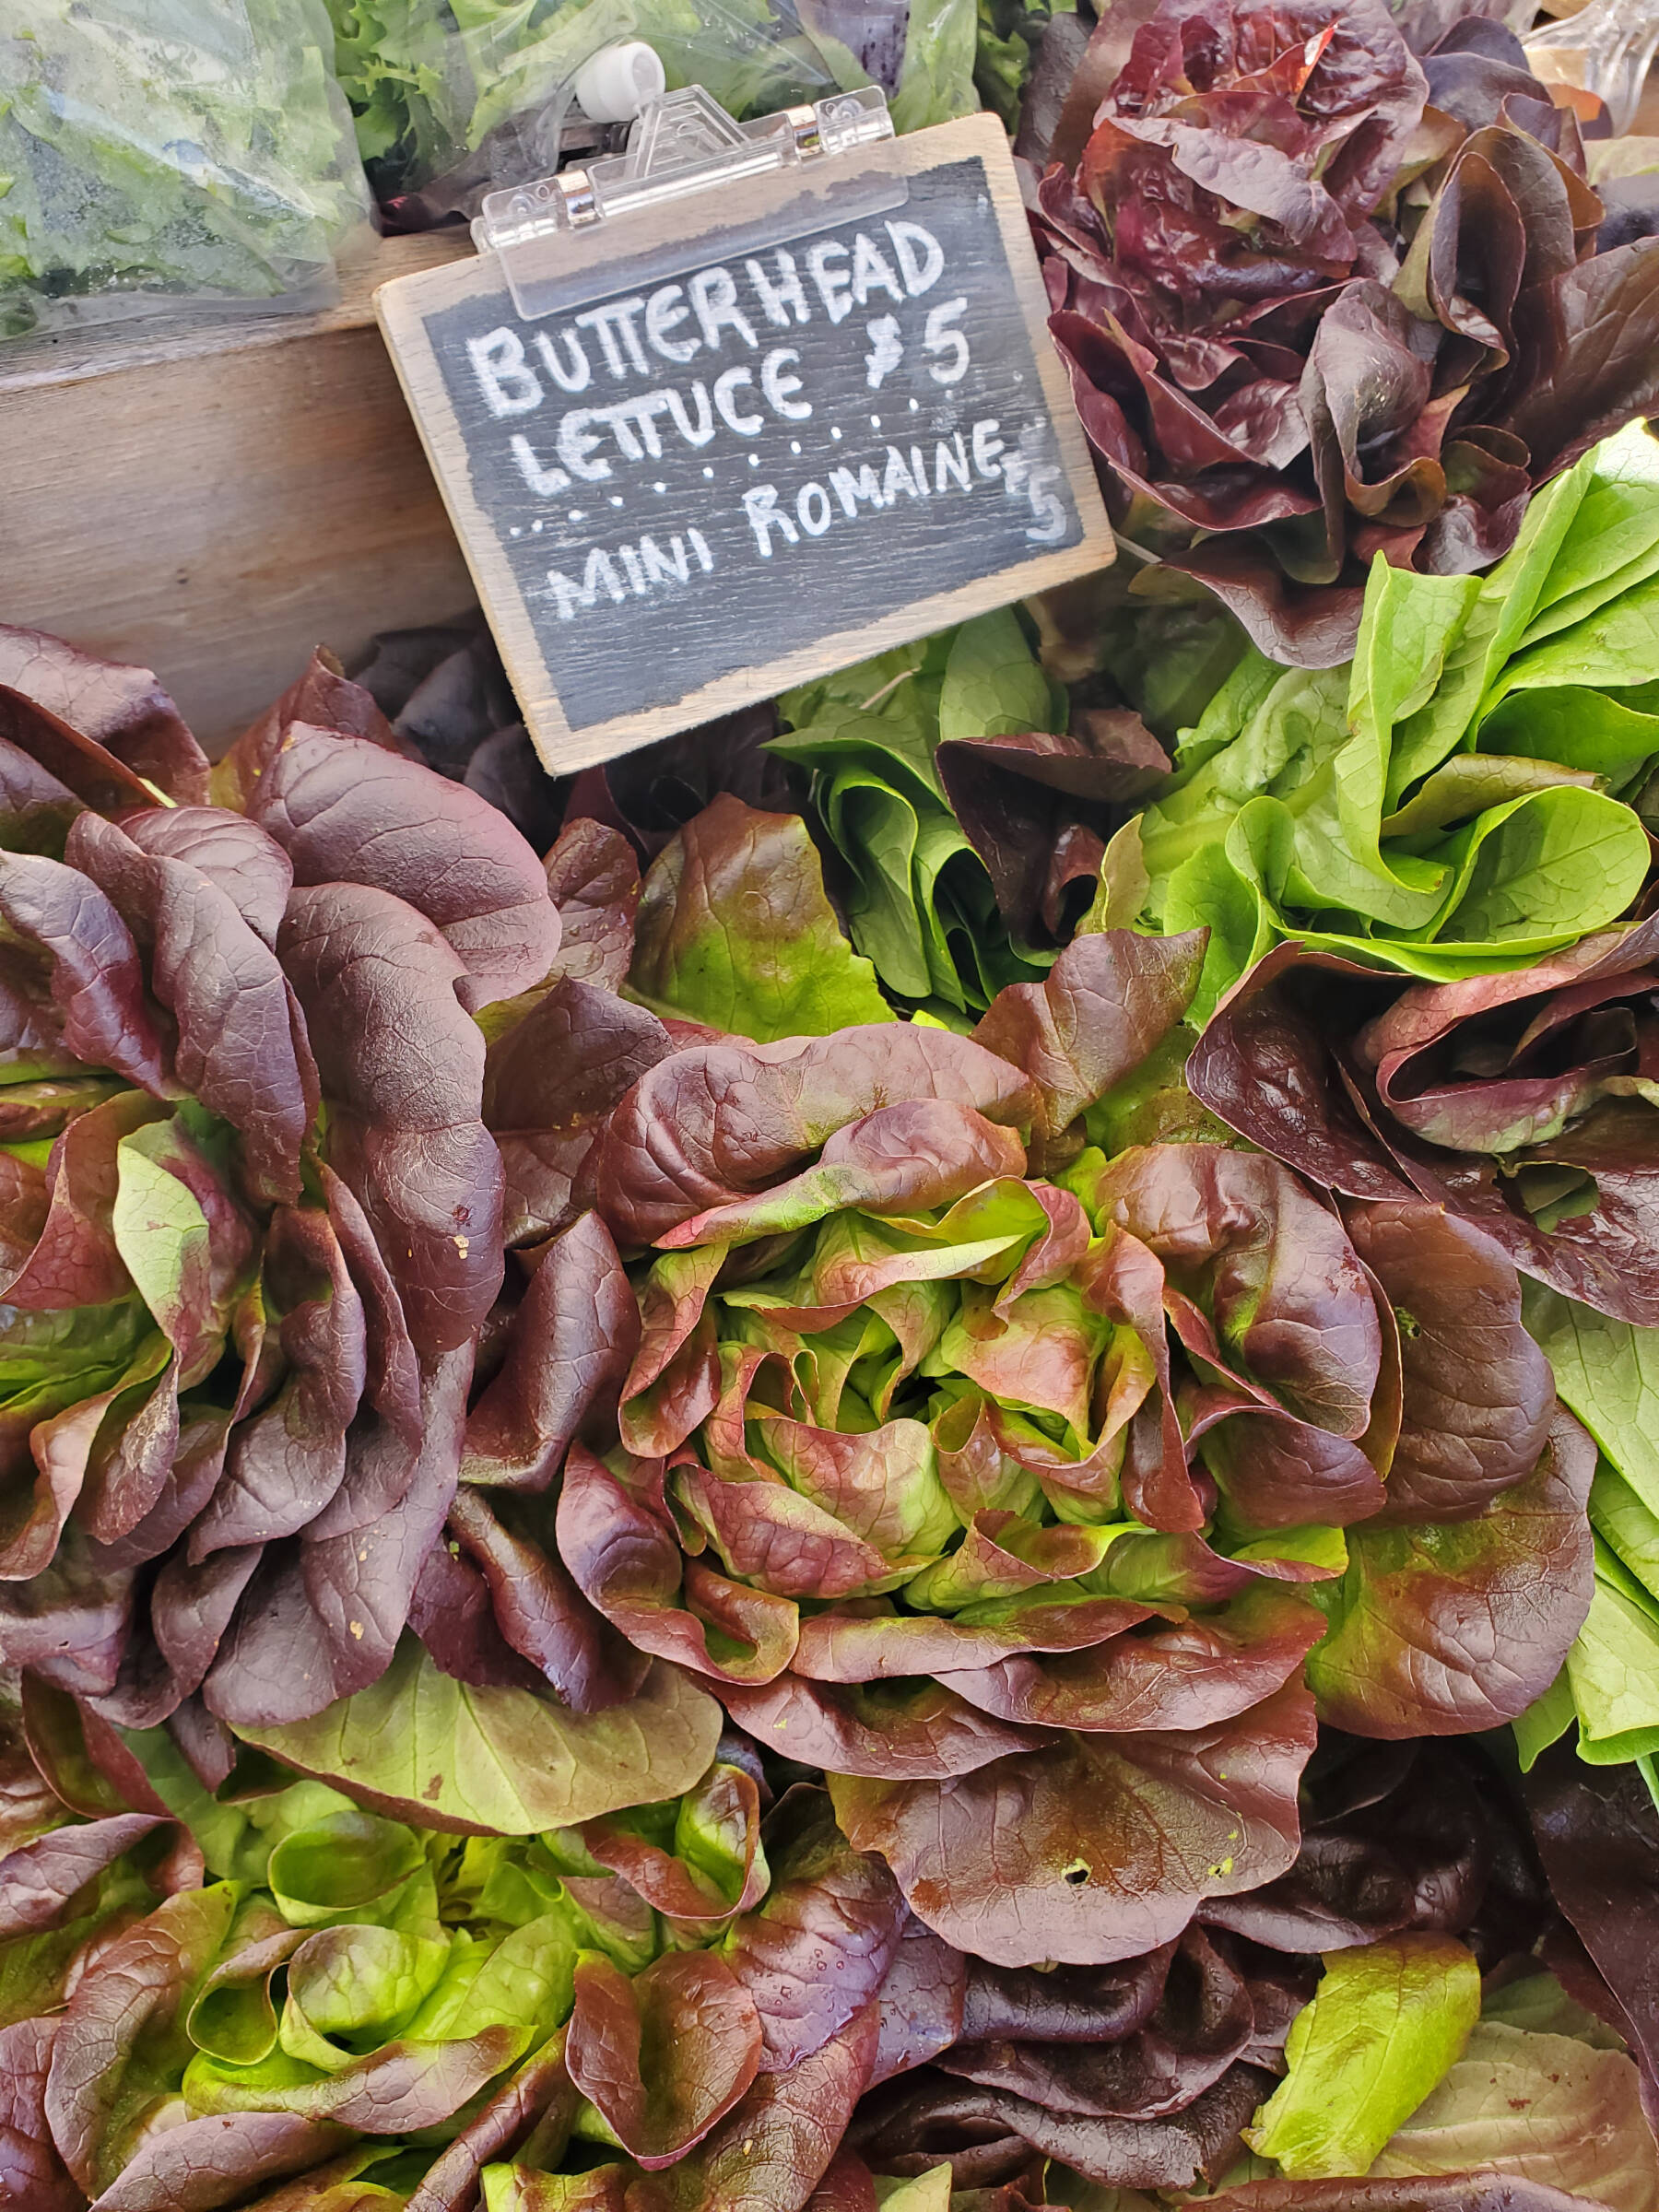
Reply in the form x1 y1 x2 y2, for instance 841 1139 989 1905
1135 426 1659 1026
773 612 1168 1019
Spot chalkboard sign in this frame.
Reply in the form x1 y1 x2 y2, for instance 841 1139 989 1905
375 113 1113 773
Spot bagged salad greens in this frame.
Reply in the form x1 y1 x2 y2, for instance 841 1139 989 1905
0 0 370 340
324 0 978 208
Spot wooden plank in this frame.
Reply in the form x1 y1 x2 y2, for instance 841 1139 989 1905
0 231 477 749
376 112 1115 777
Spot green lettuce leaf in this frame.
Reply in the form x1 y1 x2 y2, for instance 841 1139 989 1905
1245 1935 1482 2178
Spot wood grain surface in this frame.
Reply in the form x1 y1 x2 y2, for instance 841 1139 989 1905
0 230 477 749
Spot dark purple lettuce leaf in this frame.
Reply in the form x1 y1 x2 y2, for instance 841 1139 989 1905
0 1523 135 1698
461 1212 638 1492
484 982 672 1250
246 726 559 1012
0 624 210 804
1305 1405 1594 1735
1522 1744 1659 2101
723 1788 905 2071
935 719 1171 948
959 1943 1172 2044
1498 237 1659 480
848 2060 1271 2190
972 930 1205 1146
407 1533 547 1696
279 883 503 1359
445 1485 648 1712
563 700 794 869
589 1029 1035 1248
204 1346 472 1727
1209 1731 1550 1966
567 1949 763 2167
830 1683 1317 1966
937 1924 1256 2120
65 811 316 1204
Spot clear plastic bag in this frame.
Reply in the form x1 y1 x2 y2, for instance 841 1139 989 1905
327 0 979 211
0 0 371 340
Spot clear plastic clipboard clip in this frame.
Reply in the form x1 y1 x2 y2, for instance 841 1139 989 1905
472 83 905 322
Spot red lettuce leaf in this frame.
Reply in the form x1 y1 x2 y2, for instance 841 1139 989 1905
461 1212 638 1493
971 930 1206 1146
567 1949 763 2166
829 1682 1317 1966
247 726 559 1011
723 1787 905 2071
0 2017 79 2212
582 1759 768 1923
484 984 672 1251
44 1880 238 2194
0 625 209 804
868 1917 968 2088
544 818 641 992
588 1029 1035 1247
65 811 316 1203
716 1674 1050 1778
629 1995 880 2212
1305 1405 1594 1735
935 1587 1325 1734
204 1347 471 1728
188 1206 367 1557
115 806 294 950
278 883 503 1359
446 1485 649 1712
0 853 173 1096
558 1445 800 1685
1341 1200 1553 1522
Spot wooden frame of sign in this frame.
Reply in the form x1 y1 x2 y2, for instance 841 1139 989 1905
375 111 1114 774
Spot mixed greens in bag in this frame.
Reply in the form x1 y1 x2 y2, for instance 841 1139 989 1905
325 0 979 210
0 0 370 339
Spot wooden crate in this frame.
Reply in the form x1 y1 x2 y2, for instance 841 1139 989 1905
0 231 477 750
